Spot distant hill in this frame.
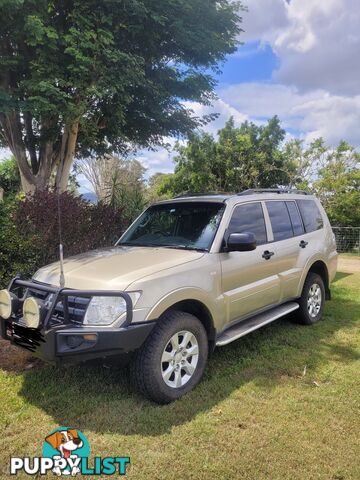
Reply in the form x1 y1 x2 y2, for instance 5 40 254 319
81 192 97 204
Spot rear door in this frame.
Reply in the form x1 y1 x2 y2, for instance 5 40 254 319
220 201 281 323
264 200 306 301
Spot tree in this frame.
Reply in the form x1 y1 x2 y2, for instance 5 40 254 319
0 0 242 194
159 116 292 196
312 141 360 226
0 156 21 194
146 172 173 203
283 137 329 189
78 155 147 222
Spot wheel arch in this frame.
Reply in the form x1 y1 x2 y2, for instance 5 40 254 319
304 260 331 300
159 299 216 353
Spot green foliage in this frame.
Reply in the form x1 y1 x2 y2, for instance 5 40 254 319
103 159 147 223
158 116 292 196
152 117 359 227
0 0 243 191
312 141 360 227
77 155 147 223
0 196 39 288
146 172 174 203
0 156 21 193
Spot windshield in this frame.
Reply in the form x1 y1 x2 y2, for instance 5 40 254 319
118 202 225 251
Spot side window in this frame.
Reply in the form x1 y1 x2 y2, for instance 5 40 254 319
266 201 293 241
228 202 267 245
286 201 305 236
297 200 323 233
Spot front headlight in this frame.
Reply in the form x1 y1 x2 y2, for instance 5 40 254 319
83 292 141 326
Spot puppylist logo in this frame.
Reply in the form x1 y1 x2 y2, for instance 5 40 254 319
10 427 130 476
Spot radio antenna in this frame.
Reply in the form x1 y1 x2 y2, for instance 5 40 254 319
57 192 65 289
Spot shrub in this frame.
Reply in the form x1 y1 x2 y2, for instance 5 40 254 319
0 196 39 288
0 191 127 288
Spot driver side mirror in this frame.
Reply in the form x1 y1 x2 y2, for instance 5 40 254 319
226 232 257 252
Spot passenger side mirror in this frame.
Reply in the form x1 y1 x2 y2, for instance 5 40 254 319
226 232 257 252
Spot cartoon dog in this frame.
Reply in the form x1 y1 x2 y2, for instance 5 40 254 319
45 429 83 476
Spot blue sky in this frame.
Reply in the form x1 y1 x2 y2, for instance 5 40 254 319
215 42 279 87
117 0 359 190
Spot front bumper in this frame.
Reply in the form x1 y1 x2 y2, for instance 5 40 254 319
0 319 155 364
0 277 155 365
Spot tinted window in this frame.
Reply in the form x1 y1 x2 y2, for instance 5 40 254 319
228 202 267 245
266 201 293 241
297 200 323 233
286 201 305 236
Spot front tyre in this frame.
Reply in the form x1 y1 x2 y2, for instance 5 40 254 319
130 311 208 404
295 272 325 325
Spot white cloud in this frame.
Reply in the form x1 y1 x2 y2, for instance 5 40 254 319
184 98 248 135
242 0 360 96
241 0 289 44
293 94 360 145
219 82 360 146
135 143 175 178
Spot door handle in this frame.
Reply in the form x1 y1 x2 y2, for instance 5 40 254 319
299 240 308 248
262 250 274 260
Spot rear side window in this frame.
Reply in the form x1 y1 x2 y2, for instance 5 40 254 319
297 200 323 233
266 201 293 241
228 202 267 245
286 201 305 236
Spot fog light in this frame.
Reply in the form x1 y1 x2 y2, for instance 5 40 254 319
23 297 42 328
0 290 13 319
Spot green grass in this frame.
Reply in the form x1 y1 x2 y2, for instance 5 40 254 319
0 270 359 479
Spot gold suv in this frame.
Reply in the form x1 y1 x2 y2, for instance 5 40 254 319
0 189 338 403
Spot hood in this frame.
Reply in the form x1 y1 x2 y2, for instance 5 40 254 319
33 246 204 290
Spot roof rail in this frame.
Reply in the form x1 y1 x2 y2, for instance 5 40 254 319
174 192 229 198
238 188 310 196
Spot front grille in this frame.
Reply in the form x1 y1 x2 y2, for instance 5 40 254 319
27 284 90 326
53 295 90 324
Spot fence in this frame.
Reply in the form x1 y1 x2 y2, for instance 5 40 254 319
332 226 360 255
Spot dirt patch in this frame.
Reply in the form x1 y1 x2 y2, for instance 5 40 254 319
0 339 43 373
338 256 360 273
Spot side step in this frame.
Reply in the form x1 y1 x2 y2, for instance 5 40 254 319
216 302 299 347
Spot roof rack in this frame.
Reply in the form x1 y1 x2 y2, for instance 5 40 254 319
238 188 310 196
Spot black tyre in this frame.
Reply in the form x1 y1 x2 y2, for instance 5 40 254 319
129 310 208 404
295 272 325 325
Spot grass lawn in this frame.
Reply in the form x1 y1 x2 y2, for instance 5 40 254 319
0 258 359 479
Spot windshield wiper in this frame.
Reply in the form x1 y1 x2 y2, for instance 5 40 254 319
160 245 208 252
117 242 155 247
118 242 207 252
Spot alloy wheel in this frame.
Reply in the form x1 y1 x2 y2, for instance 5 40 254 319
161 330 199 388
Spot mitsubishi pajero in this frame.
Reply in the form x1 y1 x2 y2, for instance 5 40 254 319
0 189 338 403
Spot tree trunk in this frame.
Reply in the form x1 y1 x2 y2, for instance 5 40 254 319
0 111 79 194
54 122 79 193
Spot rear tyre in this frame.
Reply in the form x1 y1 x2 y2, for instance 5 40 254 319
295 272 325 325
130 310 208 404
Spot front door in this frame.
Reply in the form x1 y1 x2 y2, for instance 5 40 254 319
220 201 281 324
